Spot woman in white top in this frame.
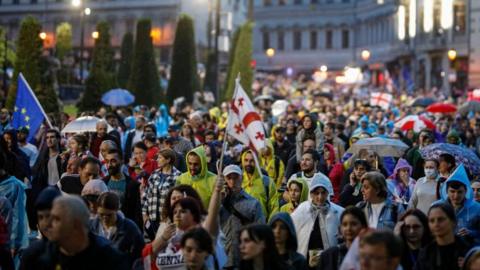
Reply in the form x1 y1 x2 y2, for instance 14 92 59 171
409 159 440 214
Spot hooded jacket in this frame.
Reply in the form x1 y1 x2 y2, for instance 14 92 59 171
386 158 416 204
0 175 28 250
353 115 376 136
260 139 285 189
268 213 308 270
437 164 480 242
291 176 344 257
280 178 309 214
295 114 325 162
177 146 217 209
241 150 279 220
154 104 172 138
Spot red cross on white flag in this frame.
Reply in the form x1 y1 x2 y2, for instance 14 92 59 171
226 76 267 153
370 92 392 110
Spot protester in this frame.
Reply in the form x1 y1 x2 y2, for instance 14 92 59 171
387 158 416 205
471 180 480 203
259 139 285 189
180 227 218 270
220 164 265 269
58 156 100 195
280 177 309 213
177 146 217 209
143 148 181 240
357 171 405 230
90 192 144 267
340 159 371 207
238 224 291 270
295 114 324 163
124 115 146 162
81 179 108 217
17 127 39 167
324 143 344 202
291 175 344 268
169 123 194 156
394 209 432 270
89 120 120 158
409 159 440 214
358 230 403 270
241 149 279 219
319 206 368 270
415 203 471 270
272 126 294 166
405 129 435 180
103 148 142 229
127 141 157 184
37 195 128 269
463 247 480 270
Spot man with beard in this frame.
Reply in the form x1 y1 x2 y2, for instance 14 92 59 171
103 148 142 230
272 126 294 166
287 149 334 200
323 122 345 163
176 146 217 209
240 149 279 219
17 127 39 167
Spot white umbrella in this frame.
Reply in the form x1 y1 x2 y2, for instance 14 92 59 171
61 116 112 134
272 100 290 117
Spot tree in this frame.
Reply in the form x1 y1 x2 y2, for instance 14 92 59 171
167 14 198 105
222 27 240 101
0 28 16 68
55 22 72 60
223 21 253 101
117 32 133 88
6 16 58 112
77 21 115 111
127 19 162 106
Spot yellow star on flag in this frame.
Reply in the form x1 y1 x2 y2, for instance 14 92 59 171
21 108 27 114
25 116 30 122
26 125 30 129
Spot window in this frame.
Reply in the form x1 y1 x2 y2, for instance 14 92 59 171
31 0 38 3
279 0 286 5
294 0 302 4
264 0 272 6
13 0 19 4
278 31 285 51
293 31 302 50
454 2 466 33
310 31 317 50
326 30 333 49
311 0 318 4
342 30 349 48
263 32 270 50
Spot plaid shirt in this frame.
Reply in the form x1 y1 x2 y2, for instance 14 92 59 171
142 167 181 222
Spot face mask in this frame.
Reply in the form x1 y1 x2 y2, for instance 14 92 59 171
424 168 437 178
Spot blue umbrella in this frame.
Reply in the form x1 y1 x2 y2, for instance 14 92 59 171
411 97 436 107
420 143 480 175
101 88 135 106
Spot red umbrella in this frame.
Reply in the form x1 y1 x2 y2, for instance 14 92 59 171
426 103 457 113
395 115 436 132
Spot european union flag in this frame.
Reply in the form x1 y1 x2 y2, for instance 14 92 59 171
12 73 49 142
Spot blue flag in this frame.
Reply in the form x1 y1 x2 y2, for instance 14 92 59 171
12 73 50 141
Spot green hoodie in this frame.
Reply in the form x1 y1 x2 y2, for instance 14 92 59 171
280 178 309 214
177 146 217 208
241 150 279 220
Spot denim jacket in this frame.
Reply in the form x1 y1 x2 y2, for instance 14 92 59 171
356 198 405 230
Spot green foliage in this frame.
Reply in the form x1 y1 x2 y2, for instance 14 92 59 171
127 19 162 106
117 32 134 88
222 27 240 101
167 14 199 105
55 22 72 60
0 28 16 67
77 21 115 111
224 21 253 101
6 16 45 110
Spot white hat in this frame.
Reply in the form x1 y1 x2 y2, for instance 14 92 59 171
223 164 242 176
81 179 108 196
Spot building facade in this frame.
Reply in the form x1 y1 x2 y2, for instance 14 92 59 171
253 0 472 92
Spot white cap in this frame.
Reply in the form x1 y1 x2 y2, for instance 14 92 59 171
223 164 242 176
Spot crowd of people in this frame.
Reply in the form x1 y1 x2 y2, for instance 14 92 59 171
1 74 480 270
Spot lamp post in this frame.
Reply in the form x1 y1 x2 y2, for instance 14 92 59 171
447 49 457 61
361 49 371 62
266 48 275 66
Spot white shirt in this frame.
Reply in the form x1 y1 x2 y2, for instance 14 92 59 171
369 201 385 229
132 130 144 145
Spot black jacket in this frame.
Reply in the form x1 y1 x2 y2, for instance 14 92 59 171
32 148 63 195
414 236 471 270
34 233 129 270
103 174 143 230
318 244 348 270
90 213 144 266
124 130 138 163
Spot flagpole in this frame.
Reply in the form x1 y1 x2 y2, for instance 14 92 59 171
19 73 53 128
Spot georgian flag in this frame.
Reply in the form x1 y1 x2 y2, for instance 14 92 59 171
468 89 480 101
226 77 266 152
370 92 393 110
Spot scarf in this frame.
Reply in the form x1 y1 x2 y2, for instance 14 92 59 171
310 201 332 250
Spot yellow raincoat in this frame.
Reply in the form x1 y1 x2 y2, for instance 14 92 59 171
177 146 217 208
259 139 285 189
279 178 309 214
241 150 279 220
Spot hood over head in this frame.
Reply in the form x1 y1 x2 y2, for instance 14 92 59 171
268 212 298 251
389 158 412 179
441 164 473 202
186 146 209 179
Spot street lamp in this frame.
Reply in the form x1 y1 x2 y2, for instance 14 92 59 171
361 49 371 62
72 0 90 82
84 7 91 16
72 0 81 7
266 48 275 66
39 32 47 40
92 31 99 39
320 65 328 72
448 49 457 61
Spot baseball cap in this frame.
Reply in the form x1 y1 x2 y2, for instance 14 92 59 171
223 164 242 176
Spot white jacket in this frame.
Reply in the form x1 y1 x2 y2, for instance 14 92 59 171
291 200 344 257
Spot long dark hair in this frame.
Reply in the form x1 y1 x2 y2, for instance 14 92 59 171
161 185 207 222
399 209 432 247
239 224 289 270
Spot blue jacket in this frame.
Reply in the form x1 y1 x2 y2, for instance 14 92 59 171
154 104 171 138
436 164 480 242
269 212 308 270
356 198 405 231
353 115 376 136
0 175 28 250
